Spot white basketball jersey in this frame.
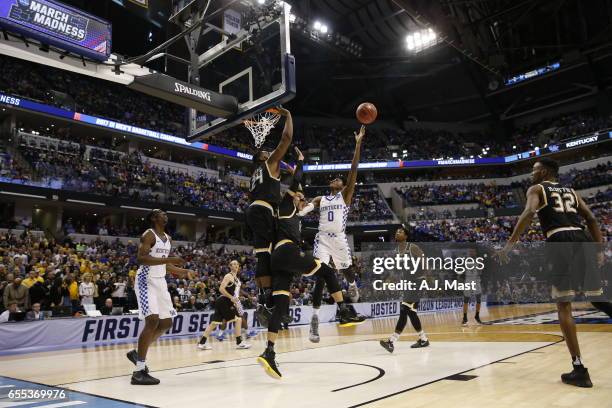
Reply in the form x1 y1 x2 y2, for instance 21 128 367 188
138 229 172 278
318 192 349 233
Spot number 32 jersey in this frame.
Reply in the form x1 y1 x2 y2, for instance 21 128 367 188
536 181 584 237
318 192 349 234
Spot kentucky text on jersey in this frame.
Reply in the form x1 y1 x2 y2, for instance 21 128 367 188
320 204 345 211
321 205 345 211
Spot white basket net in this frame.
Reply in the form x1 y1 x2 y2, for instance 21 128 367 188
244 109 281 149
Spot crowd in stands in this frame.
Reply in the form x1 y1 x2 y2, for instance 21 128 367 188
2 135 399 223
490 280 552 304
411 202 610 242
0 57 184 136
397 161 610 212
585 188 612 204
16 143 252 213
397 183 518 208
0 230 361 320
307 126 508 164
2 56 612 165
0 230 257 318
561 162 611 190
1 199 609 321
412 216 543 242
0 146 30 183
511 111 612 151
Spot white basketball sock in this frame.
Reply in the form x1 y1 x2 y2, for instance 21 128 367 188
390 332 400 342
313 308 320 317
418 330 428 341
136 360 146 371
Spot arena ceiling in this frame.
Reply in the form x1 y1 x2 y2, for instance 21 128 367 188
60 0 612 124
287 0 612 122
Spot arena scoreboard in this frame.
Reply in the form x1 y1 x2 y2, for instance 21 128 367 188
0 0 112 61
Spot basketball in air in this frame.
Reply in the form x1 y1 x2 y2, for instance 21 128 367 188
356 102 378 125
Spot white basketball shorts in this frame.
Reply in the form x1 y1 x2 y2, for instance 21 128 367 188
135 269 176 320
313 232 352 270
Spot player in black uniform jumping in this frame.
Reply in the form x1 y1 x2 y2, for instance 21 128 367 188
379 226 430 353
246 107 293 327
498 158 611 388
257 148 366 379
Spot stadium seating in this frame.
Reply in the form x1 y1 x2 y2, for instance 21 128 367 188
2 55 611 163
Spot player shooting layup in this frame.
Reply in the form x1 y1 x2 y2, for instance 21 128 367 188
127 209 194 385
257 148 366 379
300 125 365 343
498 158 612 388
246 107 292 327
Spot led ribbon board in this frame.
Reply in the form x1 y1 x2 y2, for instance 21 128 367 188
0 92 608 169
0 0 112 61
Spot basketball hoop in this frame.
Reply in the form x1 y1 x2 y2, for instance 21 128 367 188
244 108 281 149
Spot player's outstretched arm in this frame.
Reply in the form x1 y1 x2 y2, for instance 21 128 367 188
342 125 365 204
137 231 185 266
268 107 293 177
299 196 321 216
167 264 196 278
576 192 603 244
289 147 304 191
499 185 542 256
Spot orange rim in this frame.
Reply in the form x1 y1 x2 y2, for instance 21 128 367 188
243 108 280 125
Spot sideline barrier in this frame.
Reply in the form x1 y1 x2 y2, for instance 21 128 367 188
0 298 471 355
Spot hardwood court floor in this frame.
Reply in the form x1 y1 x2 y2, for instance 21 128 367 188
1 303 611 408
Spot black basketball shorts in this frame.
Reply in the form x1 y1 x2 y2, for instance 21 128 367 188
245 202 277 256
271 240 321 295
211 296 240 324
545 230 603 301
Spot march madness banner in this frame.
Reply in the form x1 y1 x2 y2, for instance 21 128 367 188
0 0 112 61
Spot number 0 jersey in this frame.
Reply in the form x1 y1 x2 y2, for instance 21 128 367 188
318 192 349 234
250 160 281 205
536 181 584 238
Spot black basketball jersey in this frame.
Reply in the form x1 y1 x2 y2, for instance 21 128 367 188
277 195 301 243
536 181 584 236
218 273 240 297
250 161 281 205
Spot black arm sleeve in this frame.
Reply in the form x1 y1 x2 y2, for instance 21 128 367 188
289 160 304 191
